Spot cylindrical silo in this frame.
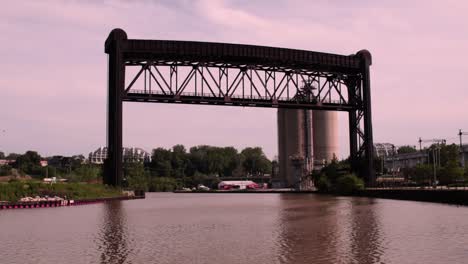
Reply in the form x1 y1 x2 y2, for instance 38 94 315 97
275 109 314 189
312 110 339 168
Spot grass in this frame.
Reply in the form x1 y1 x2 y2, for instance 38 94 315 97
0 181 123 202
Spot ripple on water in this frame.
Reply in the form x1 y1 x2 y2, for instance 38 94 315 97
1 194 468 264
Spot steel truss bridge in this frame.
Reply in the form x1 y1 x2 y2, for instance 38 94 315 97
104 28 375 186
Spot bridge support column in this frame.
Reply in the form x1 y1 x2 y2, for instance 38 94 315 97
348 109 358 175
104 29 127 186
359 50 375 186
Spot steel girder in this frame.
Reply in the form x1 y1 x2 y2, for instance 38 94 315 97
104 28 375 186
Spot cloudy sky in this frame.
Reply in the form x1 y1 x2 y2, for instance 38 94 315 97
1 0 467 159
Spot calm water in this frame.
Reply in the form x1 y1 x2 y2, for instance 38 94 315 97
1 193 468 264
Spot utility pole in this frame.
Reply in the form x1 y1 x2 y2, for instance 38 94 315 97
392 145 396 187
432 146 437 187
419 138 445 187
459 129 468 167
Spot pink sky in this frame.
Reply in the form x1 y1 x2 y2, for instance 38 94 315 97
1 0 467 159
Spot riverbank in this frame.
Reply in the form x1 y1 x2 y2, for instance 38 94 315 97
355 188 468 206
0 181 124 202
174 188 468 206
0 195 145 210
174 189 318 194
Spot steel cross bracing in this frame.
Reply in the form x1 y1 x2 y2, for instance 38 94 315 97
124 61 359 110
104 28 375 186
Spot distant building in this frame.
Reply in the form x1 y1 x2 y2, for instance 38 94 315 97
0 159 15 166
384 151 428 172
88 147 151 164
218 180 259 190
374 143 427 173
374 143 396 158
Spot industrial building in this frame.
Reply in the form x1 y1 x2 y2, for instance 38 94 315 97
275 107 339 190
218 181 261 190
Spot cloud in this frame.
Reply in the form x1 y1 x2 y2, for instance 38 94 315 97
0 0 467 159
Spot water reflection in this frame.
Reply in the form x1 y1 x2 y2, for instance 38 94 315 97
96 201 131 264
2 193 468 264
276 195 384 264
349 198 384 264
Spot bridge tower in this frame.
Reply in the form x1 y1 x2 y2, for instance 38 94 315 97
104 28 375 186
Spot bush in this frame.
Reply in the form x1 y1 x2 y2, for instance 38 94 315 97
148 177 180 192
314 174 331 193
335 174 364 195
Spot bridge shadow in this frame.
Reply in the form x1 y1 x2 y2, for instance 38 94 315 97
96 201 131 264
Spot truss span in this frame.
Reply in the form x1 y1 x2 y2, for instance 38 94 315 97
104 28 375 186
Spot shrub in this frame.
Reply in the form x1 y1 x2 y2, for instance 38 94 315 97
335 174 364 195
314 174 331 193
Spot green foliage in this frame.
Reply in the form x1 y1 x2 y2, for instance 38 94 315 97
148 177 181 192
171 145 189 177
1 145 273 193
188 145 241 177
411 164 433 184
314 173 331 193
14 151 43 176
438 163 465 185
439 144 460 167
124 162 148 191
67 165 102 183
0 181 122 202
335 174 364 195
0 165 12 176
0 151 5 159
150 148 173 177
240 147 272 176
6 153 20 160
398 145 417 154
147 145 271 179
321 158 341 184
316 160 364 194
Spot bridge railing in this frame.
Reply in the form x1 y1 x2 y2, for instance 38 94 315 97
127 89 344 105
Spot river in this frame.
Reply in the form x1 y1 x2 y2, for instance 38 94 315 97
1 193 468 264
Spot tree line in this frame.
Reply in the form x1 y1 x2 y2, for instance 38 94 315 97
124 145 272 191
376 143 468 185
0 145 273 191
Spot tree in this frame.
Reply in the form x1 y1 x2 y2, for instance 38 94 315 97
124 162 148 191
150 148 173 177
438 144 459 167
171 145 188 178
438 163 464 185
70 164 101 182
0 165 11 176
412 164 433 184
14 151 42 176
0 151 5 159
220 147 239 176
240 147 272 176
321 158 341 184
398 145 417 154
6 153 20 160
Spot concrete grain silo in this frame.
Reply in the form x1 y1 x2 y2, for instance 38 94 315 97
275 108 338 189
312 110 339 168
